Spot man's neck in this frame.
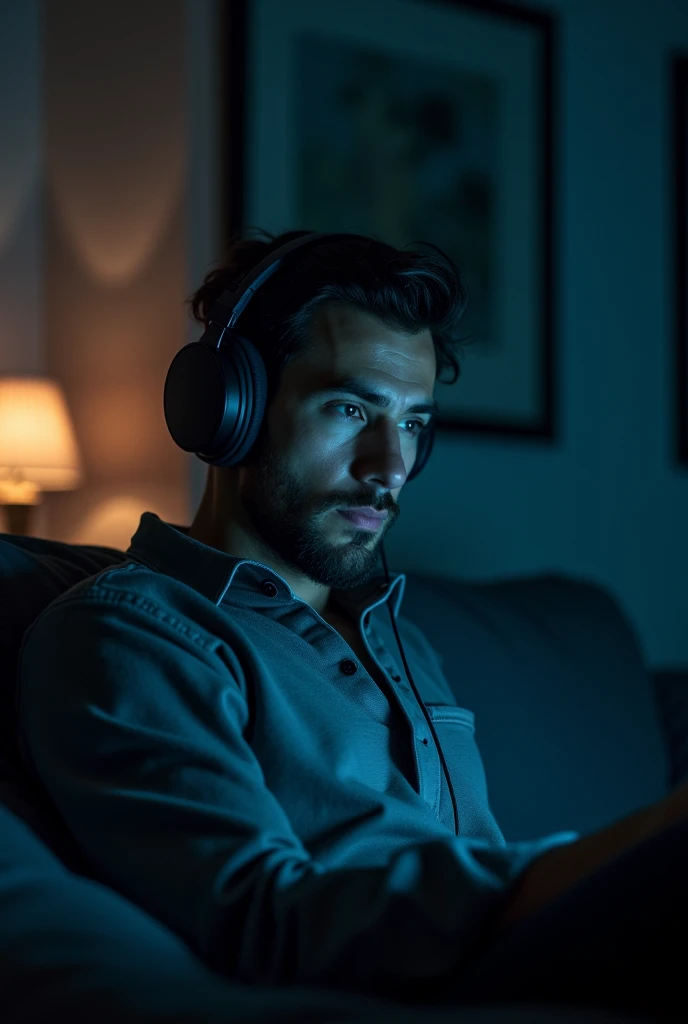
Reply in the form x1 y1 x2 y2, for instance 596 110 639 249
322 597 356 630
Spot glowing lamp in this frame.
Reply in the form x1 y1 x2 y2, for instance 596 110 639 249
0 375 82 534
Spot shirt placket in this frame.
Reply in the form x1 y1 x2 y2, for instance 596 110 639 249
364 622 442 817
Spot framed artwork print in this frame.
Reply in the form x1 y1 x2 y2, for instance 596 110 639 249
224 0 557 442
673 53 688 468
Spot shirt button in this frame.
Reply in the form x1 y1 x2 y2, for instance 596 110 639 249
421 738 429 745
260 580 278 596
392 674 401 682
340 659 358 675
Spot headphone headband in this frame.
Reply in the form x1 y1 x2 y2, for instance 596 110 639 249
209 232 369 333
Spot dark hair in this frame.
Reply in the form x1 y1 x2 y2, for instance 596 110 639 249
188 228 473 409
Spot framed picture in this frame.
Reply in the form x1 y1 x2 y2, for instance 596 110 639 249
673 53 688 468
224 0 557 441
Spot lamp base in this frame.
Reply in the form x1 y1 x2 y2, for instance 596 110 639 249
3 503 34 536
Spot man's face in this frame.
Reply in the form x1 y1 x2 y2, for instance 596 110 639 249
236 304 437 594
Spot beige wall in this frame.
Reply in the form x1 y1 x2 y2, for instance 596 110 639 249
0 3 43 534
41 0 191 548
0 3 43 379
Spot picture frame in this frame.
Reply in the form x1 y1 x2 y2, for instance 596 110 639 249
672 53 688 468
223 0 557 442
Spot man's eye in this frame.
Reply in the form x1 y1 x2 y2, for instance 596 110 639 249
331 402 364 423
329 403 426 436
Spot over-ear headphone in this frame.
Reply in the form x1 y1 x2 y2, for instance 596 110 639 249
163 230 459 837
163 231 434 480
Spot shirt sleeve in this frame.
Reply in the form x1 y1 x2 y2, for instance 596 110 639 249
17 589 578 1003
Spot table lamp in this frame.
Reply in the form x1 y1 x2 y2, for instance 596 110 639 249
0 374 83 535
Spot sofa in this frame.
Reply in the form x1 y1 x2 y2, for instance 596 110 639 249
1 527 686 1023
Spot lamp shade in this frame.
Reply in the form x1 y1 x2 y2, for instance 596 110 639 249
0 375 83 499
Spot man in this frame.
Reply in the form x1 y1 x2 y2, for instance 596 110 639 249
17 231 688 1015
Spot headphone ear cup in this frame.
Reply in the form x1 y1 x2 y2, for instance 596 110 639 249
163 331 268 467
208 333 268 468
407 420 434 482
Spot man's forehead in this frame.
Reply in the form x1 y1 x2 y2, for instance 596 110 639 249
308 307 433 365
283 305 436 399
296 347 436 396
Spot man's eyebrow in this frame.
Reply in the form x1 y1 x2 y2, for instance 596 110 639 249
310 378 439 418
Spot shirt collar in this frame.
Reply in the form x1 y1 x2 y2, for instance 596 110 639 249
126 511 406 623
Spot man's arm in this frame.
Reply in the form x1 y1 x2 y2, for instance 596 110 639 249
493 779 688 935
17 586 576 1001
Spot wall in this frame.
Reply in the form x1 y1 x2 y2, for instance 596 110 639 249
0 1 45 534
0 2 42 379
40 0 191 548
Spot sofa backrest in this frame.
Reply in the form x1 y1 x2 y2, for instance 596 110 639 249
1 534 127 765
400 571 670 842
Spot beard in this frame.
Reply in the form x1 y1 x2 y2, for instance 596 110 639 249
237 426 394 592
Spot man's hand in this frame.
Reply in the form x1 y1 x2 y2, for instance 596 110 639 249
491 778 688 937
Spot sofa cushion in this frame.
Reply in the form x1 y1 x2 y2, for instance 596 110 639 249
400 571 670 842
0 533 127 869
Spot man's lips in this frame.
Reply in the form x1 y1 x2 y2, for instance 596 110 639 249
338 506 388 520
